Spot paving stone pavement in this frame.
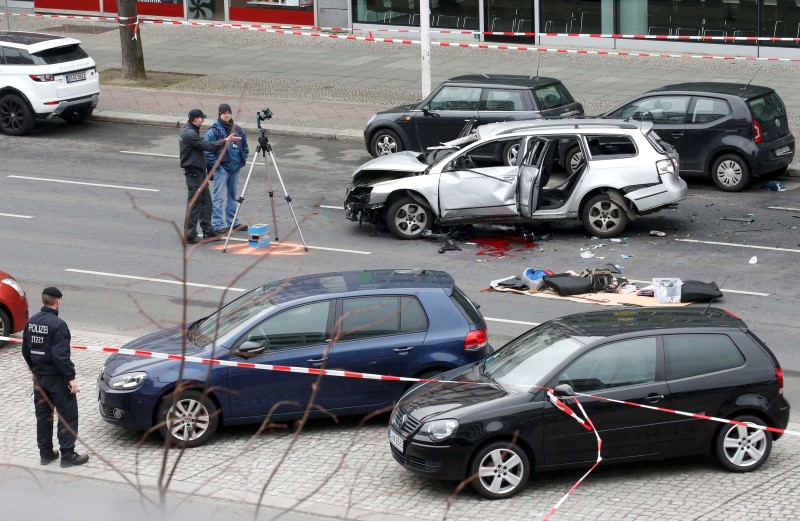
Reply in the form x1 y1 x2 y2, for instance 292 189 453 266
1 331 799 520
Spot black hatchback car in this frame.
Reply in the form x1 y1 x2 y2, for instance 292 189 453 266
364 74 583 157
388 308 789 499
601 82 794 192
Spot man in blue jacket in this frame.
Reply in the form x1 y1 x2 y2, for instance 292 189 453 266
205 103 250 234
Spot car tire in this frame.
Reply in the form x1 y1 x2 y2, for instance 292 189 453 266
469 441 531 499
581 194 628 238
0 93 35 136
0 308 11 338
370 129 403 157
565 146 583 174
714 414 772 472
386 197 432 240
156 390 219 447
502 142 519 166
62 106 94 124
711 153 751 192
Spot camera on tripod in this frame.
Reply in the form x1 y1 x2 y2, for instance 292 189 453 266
256 108 273 129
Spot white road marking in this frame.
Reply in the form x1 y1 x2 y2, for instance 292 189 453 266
226 237 371 254
485 317 539 327
627 279 769 297
319 205 343 210
65 269 247 292
0 212 32 219
676 238 800 254
8 175 159 192
768 206 800 212
120 150 179 158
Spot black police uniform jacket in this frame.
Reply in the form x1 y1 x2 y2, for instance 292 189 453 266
179 121 225 172
21 307 75 381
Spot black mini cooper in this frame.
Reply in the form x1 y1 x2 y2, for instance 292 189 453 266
388 308 789 499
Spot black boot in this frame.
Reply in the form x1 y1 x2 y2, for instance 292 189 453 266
60 451 89 468
40 449 60 465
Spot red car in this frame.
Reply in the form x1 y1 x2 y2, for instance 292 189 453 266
0 270 28 337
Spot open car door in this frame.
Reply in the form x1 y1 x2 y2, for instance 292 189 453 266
516 137 545 219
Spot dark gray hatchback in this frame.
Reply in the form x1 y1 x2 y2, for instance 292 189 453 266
364 74 584 157
389 307 789 499
602 82 794 192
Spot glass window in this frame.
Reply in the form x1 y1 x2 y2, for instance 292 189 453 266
533 83 573 110
482 89 525 111
665 334 744 380
427 86 481 111
584 135 637 159
340 296 427 339
2 47 34 65
691 97 732 124
450 286 482 325
31 44 89 65
559 337 658 392
615 96 690 123
241 301 330 351
193 285 277 347
747 91 787 122
353 0 479 28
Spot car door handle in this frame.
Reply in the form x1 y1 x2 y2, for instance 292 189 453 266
307 357 324 364
645 393 665 403
671 132 684 138
393 346 415 353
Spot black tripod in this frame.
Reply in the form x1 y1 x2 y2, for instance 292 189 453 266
223 108 308 253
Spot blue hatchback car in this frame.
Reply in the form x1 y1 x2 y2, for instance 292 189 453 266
97 269 490 446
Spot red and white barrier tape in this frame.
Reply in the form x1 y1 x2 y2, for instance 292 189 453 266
6 13 799 62
3 335 797 438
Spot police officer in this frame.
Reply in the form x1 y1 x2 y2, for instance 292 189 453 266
179 108 241 244
21 287 89 467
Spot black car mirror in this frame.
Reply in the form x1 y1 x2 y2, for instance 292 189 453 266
553 383 575 397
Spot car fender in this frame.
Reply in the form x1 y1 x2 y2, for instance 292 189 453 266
0 84 34 111
704 138 758 174
366 119 412 150
370 178 440 212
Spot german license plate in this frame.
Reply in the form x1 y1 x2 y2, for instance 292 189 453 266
388 428 404 452
776 145 791 156
66 71 86 83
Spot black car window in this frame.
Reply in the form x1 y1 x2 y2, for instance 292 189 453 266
584 135 637 159
665 334 744 380
339 296 427 340
450 286 482 325
616 96 690 123
533 83 573 109
194 285 277 346
2 46 34 65
31 44 90 65
559 337 658 392
481 89 525 111
428 86 481 111
691 97 731 124
747 91 786 122
241 301 330 351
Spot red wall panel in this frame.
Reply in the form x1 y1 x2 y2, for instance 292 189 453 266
35 0 101 11
104 3 184 17
230 7 313 25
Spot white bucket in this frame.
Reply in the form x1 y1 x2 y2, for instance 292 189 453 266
653 278 682 304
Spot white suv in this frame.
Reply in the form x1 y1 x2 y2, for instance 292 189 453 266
0 31 99 135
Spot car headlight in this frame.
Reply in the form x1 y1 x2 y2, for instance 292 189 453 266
367 114 376 125
423 419 459 441
108 371 148 390
1 278 25 298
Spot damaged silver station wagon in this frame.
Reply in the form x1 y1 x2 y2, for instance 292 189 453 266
344 119 688 239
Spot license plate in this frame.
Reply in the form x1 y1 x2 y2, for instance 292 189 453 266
776 145 791 156
388 428 405 452
66 71 86 83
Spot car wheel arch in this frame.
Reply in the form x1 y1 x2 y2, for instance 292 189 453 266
467 435 538 479
384 190 434 218
0 303 15 334
715 406 777 440
578 188 636 222
152 384 225 428
705 149 753 175
368 124 409 150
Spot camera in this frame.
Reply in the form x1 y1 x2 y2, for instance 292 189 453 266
256 107 273 130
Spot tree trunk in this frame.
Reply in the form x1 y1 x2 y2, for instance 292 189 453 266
118 0 146 80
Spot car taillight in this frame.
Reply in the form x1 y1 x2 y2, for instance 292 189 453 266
776 367 784 394
753 120 762 143
29 74 54 82
656 159 675 176
464 329 488 351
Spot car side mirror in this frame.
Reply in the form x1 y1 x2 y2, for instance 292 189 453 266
233 340 267 358
553 383 575 397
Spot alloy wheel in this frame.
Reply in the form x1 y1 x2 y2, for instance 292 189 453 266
0 98 26 133
376 134 398 155
166 397 211 441
476 448 525 495
720 424 769 468
393 202 428 236
587 199 623 234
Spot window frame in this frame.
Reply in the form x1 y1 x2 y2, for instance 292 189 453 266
335 294 429 342
232 300 335 353
664 333 745 381
687 96 732 125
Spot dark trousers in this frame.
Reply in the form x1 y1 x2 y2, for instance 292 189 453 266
33 375 78 455
184 168 215 239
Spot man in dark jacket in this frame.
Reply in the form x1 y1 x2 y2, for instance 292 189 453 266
179 108 241 244
21 287 89 467
204 103 249 234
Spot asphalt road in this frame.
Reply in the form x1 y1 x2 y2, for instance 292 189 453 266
2 119 799 375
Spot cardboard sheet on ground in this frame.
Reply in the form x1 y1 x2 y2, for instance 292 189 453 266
489 280 691 307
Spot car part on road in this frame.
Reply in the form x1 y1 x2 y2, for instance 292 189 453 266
712 153 751 192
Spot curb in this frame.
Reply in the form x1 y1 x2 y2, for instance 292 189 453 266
92 110 364 144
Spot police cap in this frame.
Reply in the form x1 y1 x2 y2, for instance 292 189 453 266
42 287 63 298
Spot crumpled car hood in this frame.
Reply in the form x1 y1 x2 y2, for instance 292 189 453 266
351 151 427 186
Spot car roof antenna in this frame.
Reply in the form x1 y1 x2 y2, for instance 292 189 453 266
532 50 542 81
703 274 729 317
742 67 760 91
